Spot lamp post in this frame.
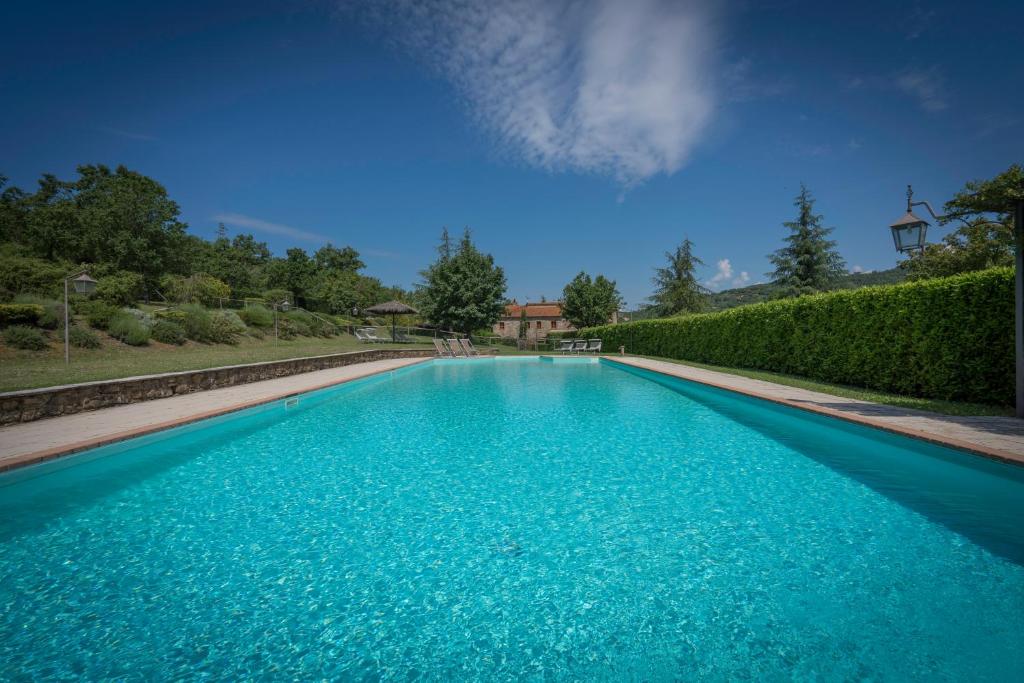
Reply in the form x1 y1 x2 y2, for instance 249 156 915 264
890 185 1024 418
63 271 97 364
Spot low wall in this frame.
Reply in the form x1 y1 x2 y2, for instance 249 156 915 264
0 348 434 425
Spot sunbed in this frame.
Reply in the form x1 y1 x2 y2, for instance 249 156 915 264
432 338 451 356
459 338 479 357
557 339 573 354
571 339 587 354
585 339 602 353
446 338 466 357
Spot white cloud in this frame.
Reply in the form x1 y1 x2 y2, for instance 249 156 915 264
851 265 864 273
345 0 717 186
894 67 947 112
705 258 750 291
212 213 330 243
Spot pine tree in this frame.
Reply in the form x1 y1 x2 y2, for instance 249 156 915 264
649 238 708 316
769 185 846 296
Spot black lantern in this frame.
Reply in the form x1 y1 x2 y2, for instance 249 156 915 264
889 211 929 254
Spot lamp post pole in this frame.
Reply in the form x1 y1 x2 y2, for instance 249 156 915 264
64 277 70 365
1015 195 1024 418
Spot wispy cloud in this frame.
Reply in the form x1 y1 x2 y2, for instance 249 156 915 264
99 127 158 141
213 213 330 243
894 67 947 112
343 0 717 186
723 58 792 102
705 258 749 291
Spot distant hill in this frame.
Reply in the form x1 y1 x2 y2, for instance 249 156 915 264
706 268 906 311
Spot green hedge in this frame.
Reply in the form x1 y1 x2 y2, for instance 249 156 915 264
583 268 1014 405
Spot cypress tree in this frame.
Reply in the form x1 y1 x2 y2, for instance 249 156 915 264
769 185 846 296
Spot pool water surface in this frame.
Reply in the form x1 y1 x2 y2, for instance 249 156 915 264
1 358 1022 680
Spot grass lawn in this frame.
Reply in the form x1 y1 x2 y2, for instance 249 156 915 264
0 333 431 392
634 355 1013 417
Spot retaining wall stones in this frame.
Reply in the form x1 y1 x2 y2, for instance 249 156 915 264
0 348 434 425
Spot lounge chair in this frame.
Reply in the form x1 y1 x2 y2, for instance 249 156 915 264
585 339 602 353
354 329 371 343
363 328 384 343
432 338 451 357
571 339 587 354
557 339 573 354
459 338 479 357
446 338 466 357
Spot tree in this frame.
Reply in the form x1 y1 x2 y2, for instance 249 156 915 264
418 228 506 335
902 164 1022 280
561 271 622 329
314 243 364 274
649 238 708 316
769 184 846 296
18 165 189 283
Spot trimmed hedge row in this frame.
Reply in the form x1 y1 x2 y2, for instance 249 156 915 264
583 268 1014 405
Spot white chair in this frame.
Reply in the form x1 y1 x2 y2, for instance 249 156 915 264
557 339 573 354
585 339 602 353
571 339 587 354
447 338 466 357
459 338 480 357
432 338 451 356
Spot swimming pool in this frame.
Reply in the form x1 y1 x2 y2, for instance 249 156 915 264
2 357 1022 679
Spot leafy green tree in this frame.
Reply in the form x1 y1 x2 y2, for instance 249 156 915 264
265 248 317 307
902 164 1022 280
649 238 708 316
769 184 846 296
418 228 506 335
314 243 364 274
562 271 622 329
18 165 189 283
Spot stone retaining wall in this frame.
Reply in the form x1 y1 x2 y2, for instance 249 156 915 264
0 348 434 425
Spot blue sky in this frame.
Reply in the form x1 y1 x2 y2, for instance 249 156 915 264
2 0 1022 306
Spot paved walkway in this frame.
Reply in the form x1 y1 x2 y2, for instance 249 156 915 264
0 357 429 472
607 356 1024 465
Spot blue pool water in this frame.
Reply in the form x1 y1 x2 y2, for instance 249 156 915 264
2 357 1023 680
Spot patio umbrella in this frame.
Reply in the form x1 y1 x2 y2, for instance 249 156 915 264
365 300 419 342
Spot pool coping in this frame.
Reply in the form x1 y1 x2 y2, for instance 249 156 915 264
0 357 434 474
602 356 1024 467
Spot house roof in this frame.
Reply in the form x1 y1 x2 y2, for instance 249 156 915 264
504 302 564 318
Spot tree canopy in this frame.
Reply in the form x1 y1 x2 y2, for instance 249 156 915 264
901 163 1021 281
562 271 622 329
649 238 708 316
0 165 403 312
417 228 507 334
769 184 846 296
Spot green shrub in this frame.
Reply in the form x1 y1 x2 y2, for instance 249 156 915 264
284 309 333 337
0 255 66 299
69 326 102 349
209 310 247 344
0 303 44 328
154 309 187 323
96 271 145 306
583 268 1014 405
178 304 214 342
3 325 48 350
237 304 274 328
12 295 63 329
160 273 232 306
108 312 150 346
81 301 120 330
151 320 187 345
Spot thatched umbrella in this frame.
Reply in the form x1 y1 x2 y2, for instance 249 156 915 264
365 300 419 342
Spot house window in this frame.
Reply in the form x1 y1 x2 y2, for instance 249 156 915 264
551 320 558 330
499 322 505 330
536 321 543 329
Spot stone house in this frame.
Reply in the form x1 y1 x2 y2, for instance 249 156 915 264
492 301 573 340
